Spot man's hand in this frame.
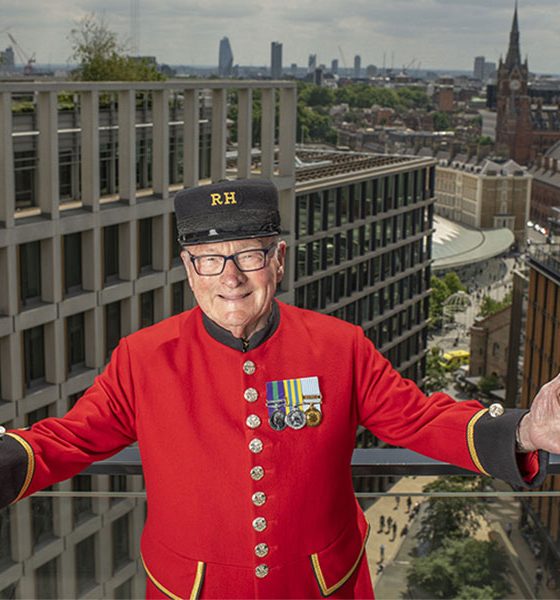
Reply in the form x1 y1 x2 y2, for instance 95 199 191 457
517 372 560 453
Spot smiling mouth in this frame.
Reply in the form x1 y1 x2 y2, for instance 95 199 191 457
219 292 251 301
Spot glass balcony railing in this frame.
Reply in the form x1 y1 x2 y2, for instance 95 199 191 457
0 450 559 599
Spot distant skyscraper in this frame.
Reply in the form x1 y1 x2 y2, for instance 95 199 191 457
218 37 233 77
354 55 361 78
271 41 283 79
483 61 496 80
473 56 485 80
313 68 324 86
308 54 317 73
331 59 339 75
290 63 298 77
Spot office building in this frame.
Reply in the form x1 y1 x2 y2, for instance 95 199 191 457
271 41 282 79
473 56 485 81
521 248 560 588
218 37 234 78
331 59 339 75
308 54 317 73
354 55 361 79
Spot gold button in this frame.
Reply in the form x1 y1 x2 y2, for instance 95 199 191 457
243 360 256 375
250 466 264 481
255 564 269 578
252 517 267 532
252 491 266 506
249 438 263 454
255 543 269 558
246 414 261 429
244 388 259 403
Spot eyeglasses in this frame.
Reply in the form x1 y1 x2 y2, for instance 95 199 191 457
187 243 278 276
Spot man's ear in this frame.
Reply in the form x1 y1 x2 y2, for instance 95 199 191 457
180 250 195 288
276 240 287 283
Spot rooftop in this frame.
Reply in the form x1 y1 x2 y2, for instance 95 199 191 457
432 215 515 271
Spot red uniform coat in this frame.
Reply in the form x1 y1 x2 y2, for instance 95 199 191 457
1 302 544 599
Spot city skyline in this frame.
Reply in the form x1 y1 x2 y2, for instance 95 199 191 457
1 0 560 74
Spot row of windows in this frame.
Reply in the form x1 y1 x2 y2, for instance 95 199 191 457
15 282 185 392
295 265 429 316
296 169 432 238
296 232 430 282
17 217 182 308
0 506 134 599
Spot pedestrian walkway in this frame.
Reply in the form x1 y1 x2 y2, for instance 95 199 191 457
363 476 435 588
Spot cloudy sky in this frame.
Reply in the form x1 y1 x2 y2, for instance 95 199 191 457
2 0 559 73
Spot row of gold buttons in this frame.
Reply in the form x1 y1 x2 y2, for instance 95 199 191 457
244 360 269 579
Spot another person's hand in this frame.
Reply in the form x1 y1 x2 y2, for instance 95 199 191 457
517 372 560 453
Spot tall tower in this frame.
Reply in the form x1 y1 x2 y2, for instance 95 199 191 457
354 55 361 78
495 2 532 164
218 37 234 77
270 42 282 79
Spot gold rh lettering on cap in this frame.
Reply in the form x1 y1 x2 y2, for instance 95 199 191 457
210 191 237 206
210 193 223 206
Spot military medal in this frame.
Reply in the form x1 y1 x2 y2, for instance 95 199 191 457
266 381 287 431
286 408 306 429
305 404 322 427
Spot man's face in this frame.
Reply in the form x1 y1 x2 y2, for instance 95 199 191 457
181 237 286 339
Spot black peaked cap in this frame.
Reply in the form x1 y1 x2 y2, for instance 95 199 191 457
174 178 281 246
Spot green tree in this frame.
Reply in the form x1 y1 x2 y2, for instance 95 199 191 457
407 538 510 599
69 13 164 81
429 275 450 328
417 476 486 551
442 272 465 295
298 84 334 107
423 347 450 393
478 373 502 395
433 111 452 131
477 290 512 318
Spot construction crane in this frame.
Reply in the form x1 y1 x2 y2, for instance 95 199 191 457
7 33 35 75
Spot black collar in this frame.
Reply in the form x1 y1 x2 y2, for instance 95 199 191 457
202 300 280 352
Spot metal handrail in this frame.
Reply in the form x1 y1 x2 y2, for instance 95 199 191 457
83 446 560 477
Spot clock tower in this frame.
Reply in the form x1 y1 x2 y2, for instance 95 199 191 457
496 3 532 164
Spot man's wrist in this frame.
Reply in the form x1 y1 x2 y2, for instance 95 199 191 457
516 413 534 453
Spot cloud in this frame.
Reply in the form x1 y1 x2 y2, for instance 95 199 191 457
0 0 558 72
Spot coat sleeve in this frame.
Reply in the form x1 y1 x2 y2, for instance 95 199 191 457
353 328 548 488
0 338 138 509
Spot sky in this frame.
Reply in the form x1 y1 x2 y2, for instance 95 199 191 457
1 0 559 74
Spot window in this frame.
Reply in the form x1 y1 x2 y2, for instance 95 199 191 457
112 515 130 574
138 218 153 273
110 475 128 506
172 281 184 315
63 232 82 295
105 301 121 360
171 213 181 262
23 325 45 389
26 405 51 427
0 508 12 570
114 578 133 600
32 496 55 549
34 557 58 599
103 225 119 283
75 535 96 595
140 290 155 328
67 313 86 373
72 476 93 526
20 241 41 306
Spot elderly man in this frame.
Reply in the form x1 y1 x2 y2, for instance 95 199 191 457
1 179 559 599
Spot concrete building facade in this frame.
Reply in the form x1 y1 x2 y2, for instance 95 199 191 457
434 158 531 247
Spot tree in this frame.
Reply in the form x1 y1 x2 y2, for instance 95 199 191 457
423 347 450 393
477 290 512 318
478 373 502 395
407 538 511 599
416 476 486 551
442 271 465 295
433 111 452 131
429 275 450 328
69 13 164 81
